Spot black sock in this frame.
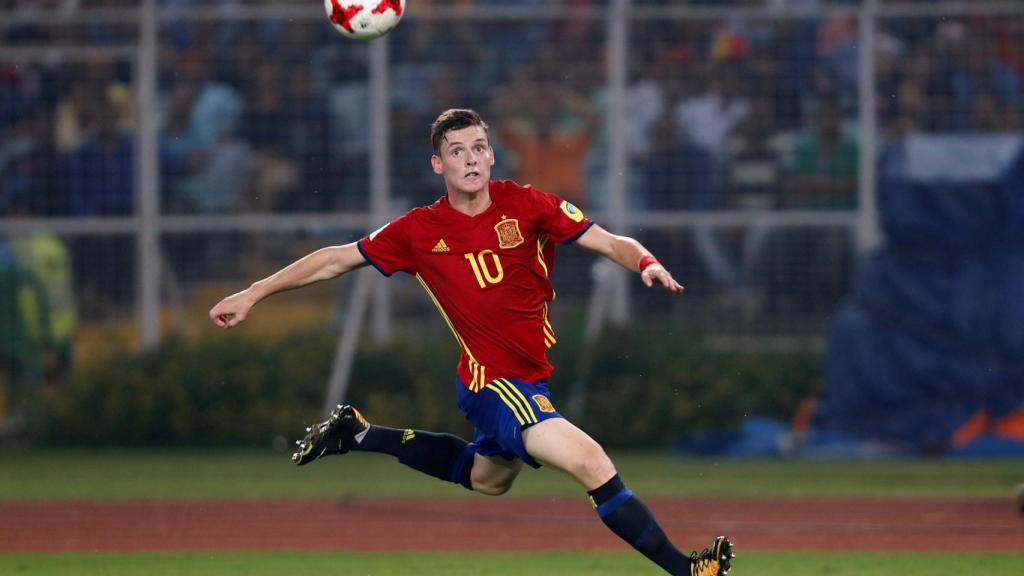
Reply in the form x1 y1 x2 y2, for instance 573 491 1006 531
588 474 690 575
353 425 474 490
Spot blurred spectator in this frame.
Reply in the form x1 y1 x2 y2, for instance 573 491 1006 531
769 19 818 131
393 68 471 207
639 116 716 211
64 99 134 216
0 61 39 131
282 65 334 211
935 20 1022 132
238 59 298 212
622 46 686 163
492 73 598 208
673 60 751 163
816 14 858 98
0 106 64 215
726 100 782 210
55 58 135 154
235 59 335 212
1 0 51 45
782 96 857 209
160 50 247 212
893 46 933 134
9 229 77 383
0 235 47 424
874 32 908 135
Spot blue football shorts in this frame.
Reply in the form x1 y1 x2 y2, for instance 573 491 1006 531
455 375 563 468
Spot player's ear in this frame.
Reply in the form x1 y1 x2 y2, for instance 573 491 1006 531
431 154 443 175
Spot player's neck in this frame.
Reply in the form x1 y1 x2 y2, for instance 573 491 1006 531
447 187 492 217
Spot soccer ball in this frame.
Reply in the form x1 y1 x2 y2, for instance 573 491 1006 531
324 0 405 41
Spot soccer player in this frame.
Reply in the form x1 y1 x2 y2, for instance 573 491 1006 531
209 109 734 575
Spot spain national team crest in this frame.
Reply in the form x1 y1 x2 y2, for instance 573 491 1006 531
494 218 524 249
532 394 556 413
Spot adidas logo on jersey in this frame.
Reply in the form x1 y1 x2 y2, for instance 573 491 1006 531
432 239 450 253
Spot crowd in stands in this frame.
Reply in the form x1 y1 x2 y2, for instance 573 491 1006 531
0 2 1022 328
2 3 1020 217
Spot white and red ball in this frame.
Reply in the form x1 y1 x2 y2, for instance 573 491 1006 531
324 0 406 41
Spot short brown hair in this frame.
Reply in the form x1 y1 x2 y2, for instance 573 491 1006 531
431 108 489 154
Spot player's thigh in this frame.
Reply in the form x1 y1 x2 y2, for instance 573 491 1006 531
470 452 524 496
522 418 616 490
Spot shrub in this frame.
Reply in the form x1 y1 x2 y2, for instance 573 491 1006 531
39 326 820 447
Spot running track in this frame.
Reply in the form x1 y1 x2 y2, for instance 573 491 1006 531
2 496 1021 553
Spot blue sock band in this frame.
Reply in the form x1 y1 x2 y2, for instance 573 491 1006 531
588 474 689 573
596 486 634 518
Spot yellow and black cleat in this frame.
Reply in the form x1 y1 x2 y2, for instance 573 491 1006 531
689 536 734 576
291 404 369 466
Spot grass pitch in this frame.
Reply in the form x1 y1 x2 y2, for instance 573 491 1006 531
2 449 1022 575
0 448 1020 500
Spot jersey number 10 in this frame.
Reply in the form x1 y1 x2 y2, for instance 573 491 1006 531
465 250 504 288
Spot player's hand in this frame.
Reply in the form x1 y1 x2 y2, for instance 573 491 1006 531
641 264 684 293
209 290 256 328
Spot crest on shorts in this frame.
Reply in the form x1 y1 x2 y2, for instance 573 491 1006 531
494 217 524 249
532 394 556 413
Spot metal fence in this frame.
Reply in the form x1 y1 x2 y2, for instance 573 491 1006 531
2 0 1022 371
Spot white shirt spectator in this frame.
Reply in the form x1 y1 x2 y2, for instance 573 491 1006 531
674 93 751 158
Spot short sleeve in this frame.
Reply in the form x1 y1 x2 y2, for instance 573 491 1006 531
357 213 415 276
526 186 594 244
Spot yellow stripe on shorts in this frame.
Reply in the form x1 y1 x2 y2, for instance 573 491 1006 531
495 378 539 424
485 383 528 426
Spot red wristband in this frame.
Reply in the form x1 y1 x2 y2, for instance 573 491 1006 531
638 255 660 272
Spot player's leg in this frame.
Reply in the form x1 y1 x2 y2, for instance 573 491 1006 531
523 418 733 576
468 452 524 496
292 404 479 490
355 423 524 494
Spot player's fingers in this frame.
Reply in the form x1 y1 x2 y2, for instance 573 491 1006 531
642 273 653 287
658 273 684 293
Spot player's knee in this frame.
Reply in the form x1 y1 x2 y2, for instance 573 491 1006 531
472 476 514 496
470 466 517 496
573 443 616 487
475 481 512 496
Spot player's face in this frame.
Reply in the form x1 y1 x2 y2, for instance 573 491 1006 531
431 125 494 195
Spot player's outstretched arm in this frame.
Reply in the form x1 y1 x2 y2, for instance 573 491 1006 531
209 242 368 328
574 224 683 293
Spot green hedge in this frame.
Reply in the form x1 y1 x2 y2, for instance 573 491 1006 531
40 326 821 448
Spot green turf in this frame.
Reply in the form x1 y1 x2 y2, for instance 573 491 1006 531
1 551 1022 575
0 448 1020 500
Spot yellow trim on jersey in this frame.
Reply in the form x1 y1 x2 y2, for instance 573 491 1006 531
496 378 539 423
415 273 487 392
485 383 528 426
542 303 557 346
536 235 549 277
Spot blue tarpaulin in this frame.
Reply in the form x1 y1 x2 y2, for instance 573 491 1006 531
816 134 1024 454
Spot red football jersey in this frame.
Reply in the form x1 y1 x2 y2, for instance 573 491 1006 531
358 180 593 391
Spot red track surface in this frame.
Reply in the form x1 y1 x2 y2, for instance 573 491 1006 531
1 496 1021 553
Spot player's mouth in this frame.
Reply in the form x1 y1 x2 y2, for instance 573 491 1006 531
464 171 480 179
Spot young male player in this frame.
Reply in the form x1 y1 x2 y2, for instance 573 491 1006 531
210 109 734 575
